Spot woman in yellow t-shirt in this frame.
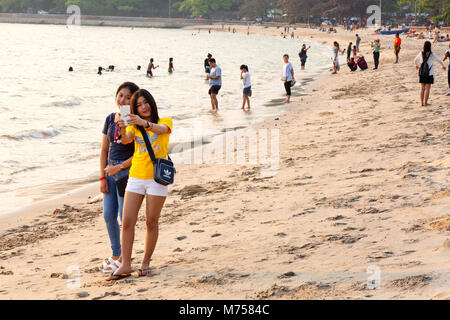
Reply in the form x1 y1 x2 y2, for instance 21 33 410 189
108 89 173 281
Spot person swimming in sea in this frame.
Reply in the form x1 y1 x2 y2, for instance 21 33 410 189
147 58 159 77
168 58 174 73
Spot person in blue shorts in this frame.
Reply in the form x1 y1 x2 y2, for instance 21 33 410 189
240 64 251 110
207 58 222 111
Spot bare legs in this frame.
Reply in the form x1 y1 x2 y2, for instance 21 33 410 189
140 195 166 271
242 94 250 110
113 192 166 276
420 83 431 106
210 93 218 111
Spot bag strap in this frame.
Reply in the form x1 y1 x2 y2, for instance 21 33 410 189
138 126 157 164
138 126 172 164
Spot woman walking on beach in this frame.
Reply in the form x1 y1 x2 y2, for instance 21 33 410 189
282 54 295 103
109 89 173 280
414 41 446 106
240 64 251 110
299 44 311 70
100 82 139 273
371 39 381 70
332 42 344 74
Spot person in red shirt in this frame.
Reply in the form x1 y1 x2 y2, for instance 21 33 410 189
394 33 402 64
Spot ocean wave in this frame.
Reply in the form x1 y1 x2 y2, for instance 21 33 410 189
1 127 61 140
10 166 42 176
41 99 82 108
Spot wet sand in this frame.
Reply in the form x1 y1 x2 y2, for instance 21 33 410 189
0 26 449 300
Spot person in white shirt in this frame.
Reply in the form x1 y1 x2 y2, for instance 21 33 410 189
414 41 447 107
240 65 252 110
281 54 295 103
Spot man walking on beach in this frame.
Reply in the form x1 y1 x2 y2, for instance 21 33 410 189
394 33 401 63
207 58 222 111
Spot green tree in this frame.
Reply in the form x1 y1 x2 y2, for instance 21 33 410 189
176 0 237 17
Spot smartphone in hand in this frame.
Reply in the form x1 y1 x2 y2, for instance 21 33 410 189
120 105 131 126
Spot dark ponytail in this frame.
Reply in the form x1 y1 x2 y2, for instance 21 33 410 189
422 41 432 59
240 64 249 72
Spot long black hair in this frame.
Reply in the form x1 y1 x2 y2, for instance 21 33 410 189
240 64 249 72
130 89 160 124
422 41 432 59
116 81 139 97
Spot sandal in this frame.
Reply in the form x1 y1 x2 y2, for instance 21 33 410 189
138 268 151 277
102 257 122 274
106 272 131 281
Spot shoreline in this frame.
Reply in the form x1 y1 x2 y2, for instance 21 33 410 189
1 26 332 220
1 25 449 300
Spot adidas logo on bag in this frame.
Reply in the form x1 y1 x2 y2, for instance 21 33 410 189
163 169 172 178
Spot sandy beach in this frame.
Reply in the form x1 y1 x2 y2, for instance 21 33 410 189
0 25 449 300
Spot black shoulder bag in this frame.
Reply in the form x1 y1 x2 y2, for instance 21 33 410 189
138 126 175 186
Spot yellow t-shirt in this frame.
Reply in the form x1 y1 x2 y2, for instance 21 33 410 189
126 118 173 180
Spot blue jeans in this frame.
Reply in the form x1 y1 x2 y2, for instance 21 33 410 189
103 160 128 257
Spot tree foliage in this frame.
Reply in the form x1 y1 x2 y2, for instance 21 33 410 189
0 0 447 22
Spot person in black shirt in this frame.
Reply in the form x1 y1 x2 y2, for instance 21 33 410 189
204 53 212 79
100 82 139 274
299 44 311 70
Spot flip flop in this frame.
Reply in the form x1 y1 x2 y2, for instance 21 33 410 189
106 273 131 281
138 268 151 277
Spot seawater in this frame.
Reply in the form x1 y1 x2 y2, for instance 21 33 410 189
0 23 332 215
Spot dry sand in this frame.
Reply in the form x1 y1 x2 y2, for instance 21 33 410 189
0 26 449 300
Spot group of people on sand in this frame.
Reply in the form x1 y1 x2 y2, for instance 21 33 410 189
94 27 449 281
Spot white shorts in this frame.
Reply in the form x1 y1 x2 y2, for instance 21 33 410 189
125 177 168 197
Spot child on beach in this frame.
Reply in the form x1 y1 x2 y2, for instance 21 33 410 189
357 56 368 70
356 34 361 52
281 54 295 103
347 57 357 71
100 82 139 274
240 64 251 110
414 41 446 106
110 89 173 281
147 59 159 77
352 45 357 59
168 58 174 73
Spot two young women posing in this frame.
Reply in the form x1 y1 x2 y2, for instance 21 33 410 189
100 82 173 280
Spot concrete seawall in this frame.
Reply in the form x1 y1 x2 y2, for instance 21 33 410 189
0 13 232 28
